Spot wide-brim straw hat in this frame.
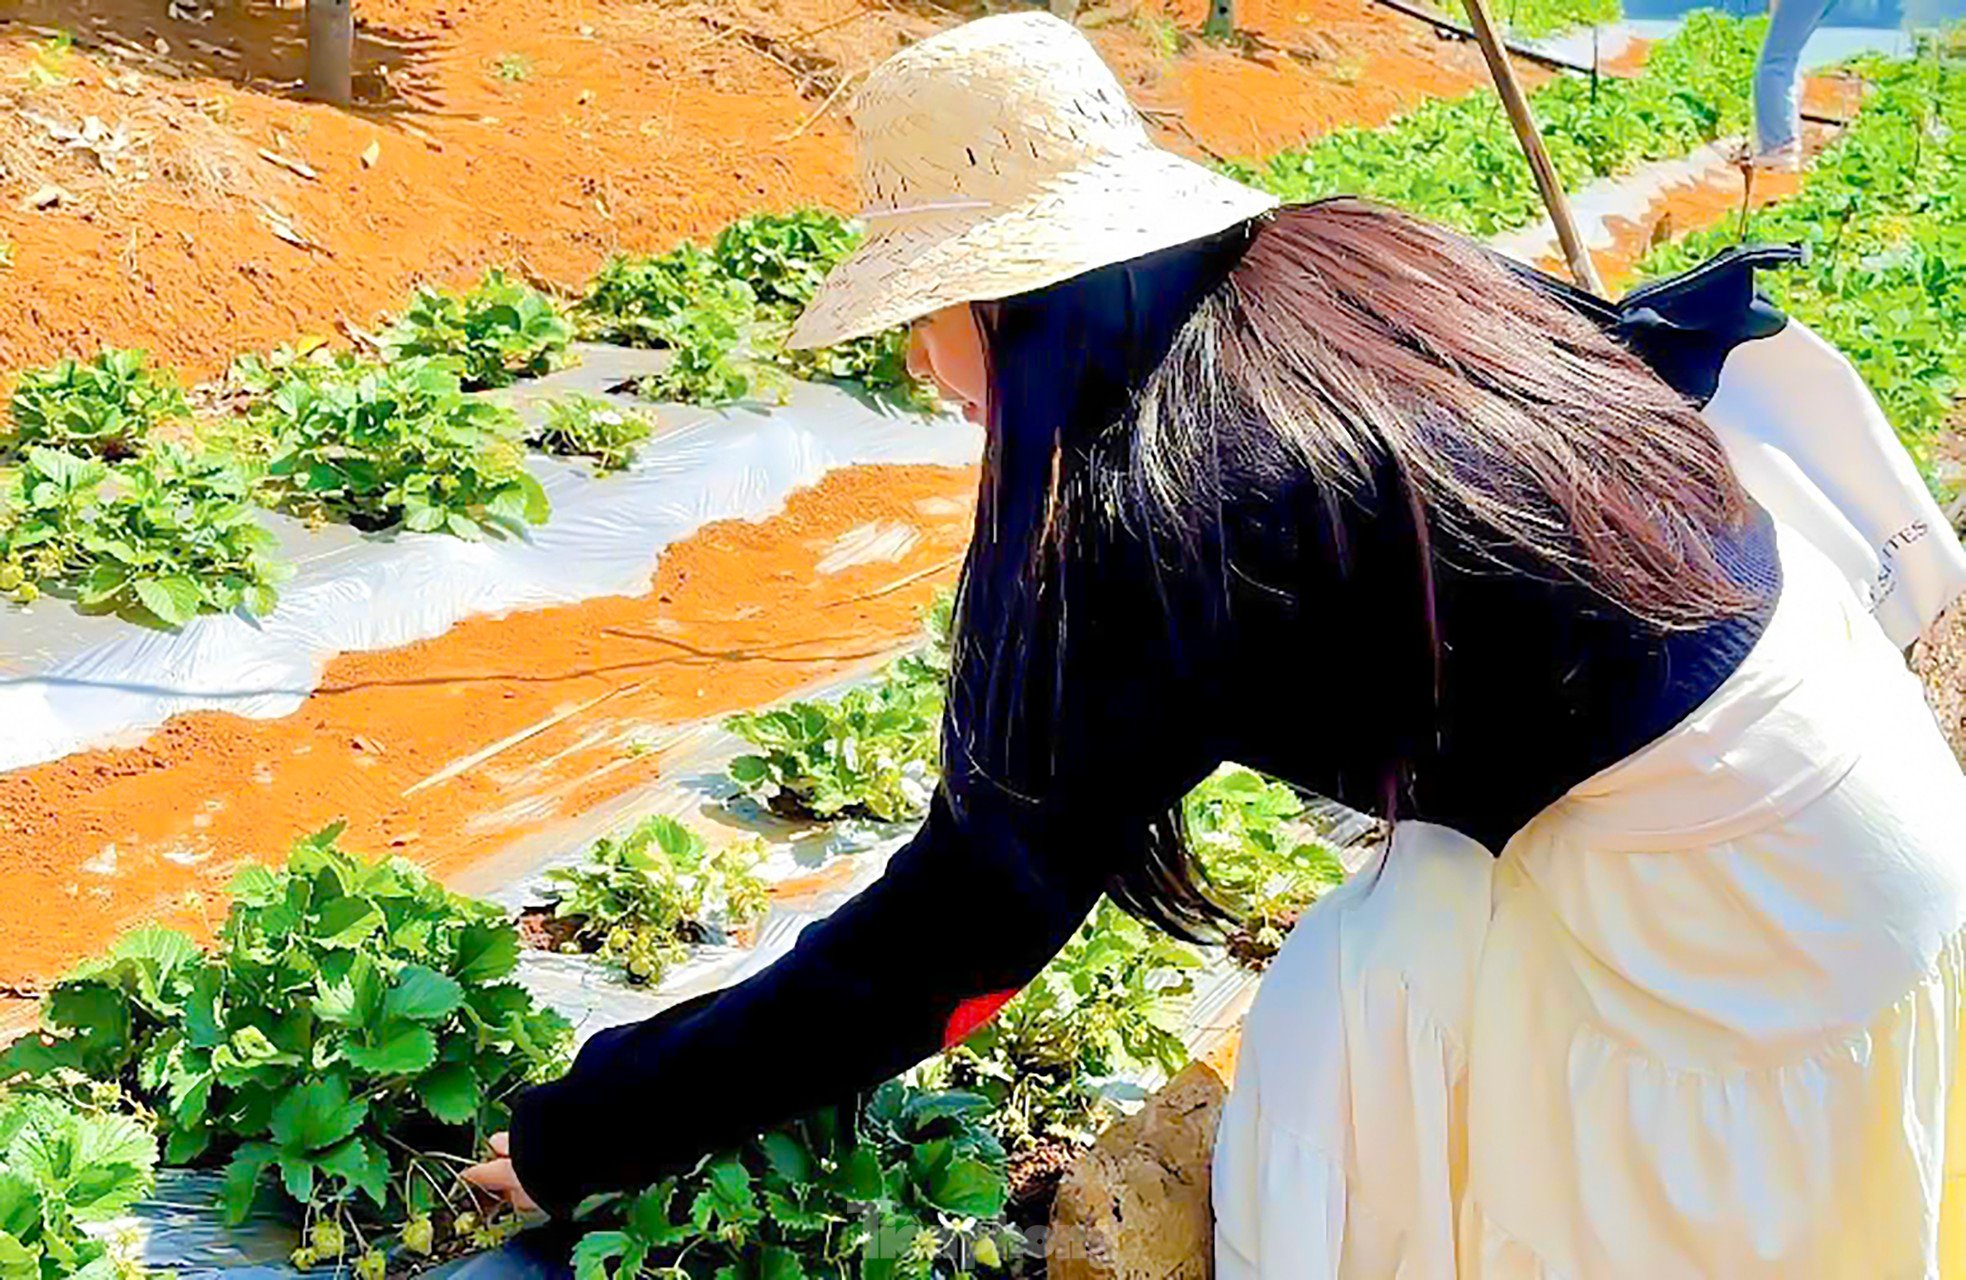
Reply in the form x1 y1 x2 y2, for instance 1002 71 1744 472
786 12 1278 351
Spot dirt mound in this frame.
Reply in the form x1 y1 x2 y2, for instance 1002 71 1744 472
0 0 1492 381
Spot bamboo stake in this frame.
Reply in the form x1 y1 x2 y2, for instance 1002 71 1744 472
1456 0 1605 295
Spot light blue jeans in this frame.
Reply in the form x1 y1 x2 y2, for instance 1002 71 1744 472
1754 0 1839 153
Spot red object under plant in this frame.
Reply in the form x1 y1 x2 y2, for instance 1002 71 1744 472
943 988 1018 1048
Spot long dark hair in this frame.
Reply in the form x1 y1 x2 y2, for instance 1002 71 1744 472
942 197 1755 938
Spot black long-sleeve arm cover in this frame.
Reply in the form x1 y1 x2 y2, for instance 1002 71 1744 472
508 773 1170 1218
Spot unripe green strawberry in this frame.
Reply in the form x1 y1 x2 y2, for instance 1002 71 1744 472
308 1220 345 1258
401 1213 435 1256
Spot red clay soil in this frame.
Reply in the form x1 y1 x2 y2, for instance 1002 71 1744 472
0 461 978 988
0 0 1495 380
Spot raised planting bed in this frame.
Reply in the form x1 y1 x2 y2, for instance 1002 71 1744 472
0 626 1373 1276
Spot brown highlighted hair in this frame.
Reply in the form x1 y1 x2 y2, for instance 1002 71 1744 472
948 198 1756 937
1136 198 1753 632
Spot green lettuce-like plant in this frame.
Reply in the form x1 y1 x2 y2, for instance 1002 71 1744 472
711 210 861 316
4 824 572 1262
0 442 290 627
0 1090 158 1280
1227 12 1761 237
1442 0 1619 38
636 301 774 409
716 210 936 409
577 214 934 409
543 816 770 986
578 244 755 351
572 1081 1017 1280
385 268 575 391
5 348 189 461
250 354 550 537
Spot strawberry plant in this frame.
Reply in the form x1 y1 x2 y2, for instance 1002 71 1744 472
577 216 933 408
0 1088 159 1280
726 594 951 822
542 816 770 986
775 329 938 414
711 211 861 317
579 244 756 352
715 210 936 409
6 348 189 461
250 354 550 537
531 394 656 473
579 245 770 407
637 301 776 409
3 824 572 1266
0 442 290 627
1434 0 1618 37
923 901 1200 1155
1184 767 1346 969
571 1081 1018 1279
726 667 942 823
385 269 575 391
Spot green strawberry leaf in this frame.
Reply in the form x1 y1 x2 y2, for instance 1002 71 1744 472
220 1142 276 1225
132 573 205 627
317 1135 390 1209
383 965 465 1023
268 1075 368 1153
343 1022 438 1076
415 1063 480 1125
453 922 522 984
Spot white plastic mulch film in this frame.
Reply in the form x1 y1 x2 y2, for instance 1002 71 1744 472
0 344 982 773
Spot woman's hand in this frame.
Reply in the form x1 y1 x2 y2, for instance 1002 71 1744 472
461 1132 540 1215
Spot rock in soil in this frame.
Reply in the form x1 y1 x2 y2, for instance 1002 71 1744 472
1914 600 1966 767
1046 1060 1230 1280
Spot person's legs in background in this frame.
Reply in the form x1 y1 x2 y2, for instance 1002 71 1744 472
1753 0 1839 168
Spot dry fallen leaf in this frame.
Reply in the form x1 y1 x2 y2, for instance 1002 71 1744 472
257 203 317 251
258 148 319 180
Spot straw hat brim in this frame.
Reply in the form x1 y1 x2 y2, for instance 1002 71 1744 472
787 148 1278 350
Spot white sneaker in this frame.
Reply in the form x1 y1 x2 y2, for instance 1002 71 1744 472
1749 140 1804 172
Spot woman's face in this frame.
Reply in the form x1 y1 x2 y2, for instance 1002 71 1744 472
907 304 989 425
